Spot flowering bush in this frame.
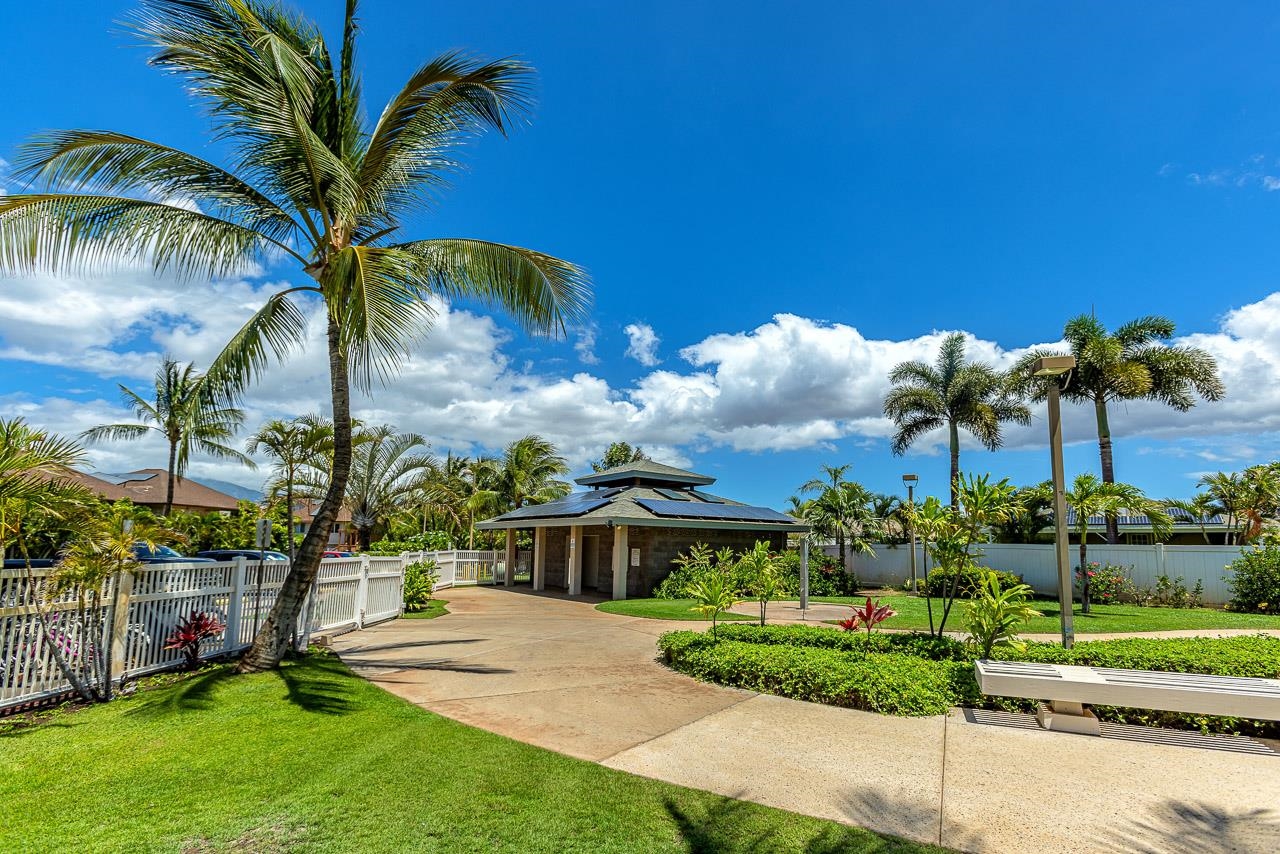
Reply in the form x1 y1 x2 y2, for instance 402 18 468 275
1074 562 1132 605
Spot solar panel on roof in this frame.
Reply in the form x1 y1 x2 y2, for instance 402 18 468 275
688 490 725 504
499 496 612 520
654 487 691 501
635 499 794 523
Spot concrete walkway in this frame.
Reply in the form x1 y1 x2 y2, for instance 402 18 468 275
333 587 1280 854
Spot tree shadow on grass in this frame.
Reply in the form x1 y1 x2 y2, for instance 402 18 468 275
278 658 357 715
665 795 926 854
124 667 238 718
1099 801 1280 854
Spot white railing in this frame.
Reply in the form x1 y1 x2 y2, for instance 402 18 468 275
1 554 407 713
406 550 502 587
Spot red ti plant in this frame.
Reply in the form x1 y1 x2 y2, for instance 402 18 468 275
164 611 226 670
838 597 897 639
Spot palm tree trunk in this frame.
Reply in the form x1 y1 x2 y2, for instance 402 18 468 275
238 317 354 672
285 476 295 564
1094 398 1119 544
1079 538 1090 614
163 439 178 516
948 421 960 509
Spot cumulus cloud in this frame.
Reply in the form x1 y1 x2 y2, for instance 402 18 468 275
6 265 1280 485
573 323 599 365
623 322 661 366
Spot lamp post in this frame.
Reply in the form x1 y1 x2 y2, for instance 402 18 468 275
1032 355 1077 648
902 474 918 595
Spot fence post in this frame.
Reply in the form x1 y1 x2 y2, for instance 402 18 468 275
1155 542 1166 578
226 557 246 653
109 570 135 684
356 555 370 629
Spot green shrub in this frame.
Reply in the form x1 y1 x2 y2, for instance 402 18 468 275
1074 562 1132 605
775 550 858 597
660 624 1280 737
963 574 1041 658
1226 545 1280 614
369 531 455 556
402 560 439 612
924 564 1021 598
659 631 966 716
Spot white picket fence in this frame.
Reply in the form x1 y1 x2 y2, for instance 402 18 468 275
835 542 1248 605
0 555 407 713
403 549 531 587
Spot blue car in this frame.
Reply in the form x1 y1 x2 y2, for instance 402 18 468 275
132 544 216 564
196 549 289 562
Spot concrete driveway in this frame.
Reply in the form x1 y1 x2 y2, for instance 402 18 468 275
333 586 1280 854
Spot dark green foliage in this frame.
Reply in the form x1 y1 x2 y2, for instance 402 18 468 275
776 550 859 597
661 625 1280 736
367 530 454 556
402 560 439 612
1226 545 1280 614
923 564 1022 598
659 631 965 716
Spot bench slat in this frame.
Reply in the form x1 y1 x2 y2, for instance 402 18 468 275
974 659 1280 721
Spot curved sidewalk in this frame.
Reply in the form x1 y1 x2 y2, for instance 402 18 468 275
332 586 1280 854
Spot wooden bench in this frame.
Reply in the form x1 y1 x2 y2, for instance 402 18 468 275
974 659 1280 735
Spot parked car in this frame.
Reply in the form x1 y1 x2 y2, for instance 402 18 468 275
196 549 289 562
132 544 216 564
322 551 355 558
2 558 55 570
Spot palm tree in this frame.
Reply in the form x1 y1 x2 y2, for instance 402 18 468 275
0 418 91 561
245 414 332 561
1014 315 1224 543
0 2 589 670
1198 465 1280 544
884 333 1030 507
1047 473 1171 612
494 435 570 510
420 453 500 548
82 358 253 516
797 468 879 570
1163 492 1221 544
590 441 650 472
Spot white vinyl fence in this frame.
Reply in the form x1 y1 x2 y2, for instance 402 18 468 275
403 550 531 587
1 554 407 713
834 543 1248 605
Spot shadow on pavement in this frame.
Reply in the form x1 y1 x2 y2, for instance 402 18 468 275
1101 801 1280 854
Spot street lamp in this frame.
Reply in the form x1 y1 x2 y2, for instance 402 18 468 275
1032 355 1077 648
902 474 919 595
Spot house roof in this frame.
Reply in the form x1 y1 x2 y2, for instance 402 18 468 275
574 460 715 488
477 482 807 532
88 469 243 512
1062 507 1228 528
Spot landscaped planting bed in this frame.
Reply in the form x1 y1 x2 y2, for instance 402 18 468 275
659 624 1280 737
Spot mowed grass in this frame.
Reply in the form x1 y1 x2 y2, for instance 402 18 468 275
813 593 1280 635
401 598 449 619
595 598 754 622
0 656 939 854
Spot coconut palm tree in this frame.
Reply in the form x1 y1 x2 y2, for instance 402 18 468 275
420 453 500 548
884 333 1030 507
1163 492 1222 544
245 414 333 561
1014 315 1224 543
1043 473 1171 612
494 435 570 510
0 2 589 670
82 358 253 516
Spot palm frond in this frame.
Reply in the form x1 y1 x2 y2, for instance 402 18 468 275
202 291 311 403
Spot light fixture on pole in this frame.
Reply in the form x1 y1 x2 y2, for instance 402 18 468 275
902 474 919 595
1032 354 1077 648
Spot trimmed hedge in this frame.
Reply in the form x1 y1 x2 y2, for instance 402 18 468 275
659 624 1280 736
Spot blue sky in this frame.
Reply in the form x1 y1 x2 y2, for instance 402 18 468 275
3 1 1280 508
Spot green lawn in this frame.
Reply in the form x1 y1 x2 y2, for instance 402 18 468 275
0 655 937 854
814 593 1280 635
401 598 449 619
595 598 754 622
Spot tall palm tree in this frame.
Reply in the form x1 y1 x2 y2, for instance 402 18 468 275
0 418 91 560
1014 315 1224 542
82 358 253 516
494 435 570 509
420 453 499 548
245 414 332 561
1197 465 1280 544
884 333 1030 507
0 2 589 670
1044 473 1171 612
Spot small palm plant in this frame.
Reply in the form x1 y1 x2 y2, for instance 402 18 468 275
837 597 897 639
737 540 784 626
963 573 1043 659
686 570 739 639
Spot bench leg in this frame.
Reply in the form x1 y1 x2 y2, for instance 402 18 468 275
1036 700 1102 736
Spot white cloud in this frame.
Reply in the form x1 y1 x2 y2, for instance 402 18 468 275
573 323 599 365
6 265 1280 482
623 322 661 366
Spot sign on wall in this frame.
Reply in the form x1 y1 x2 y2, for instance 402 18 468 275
630 548 640 567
